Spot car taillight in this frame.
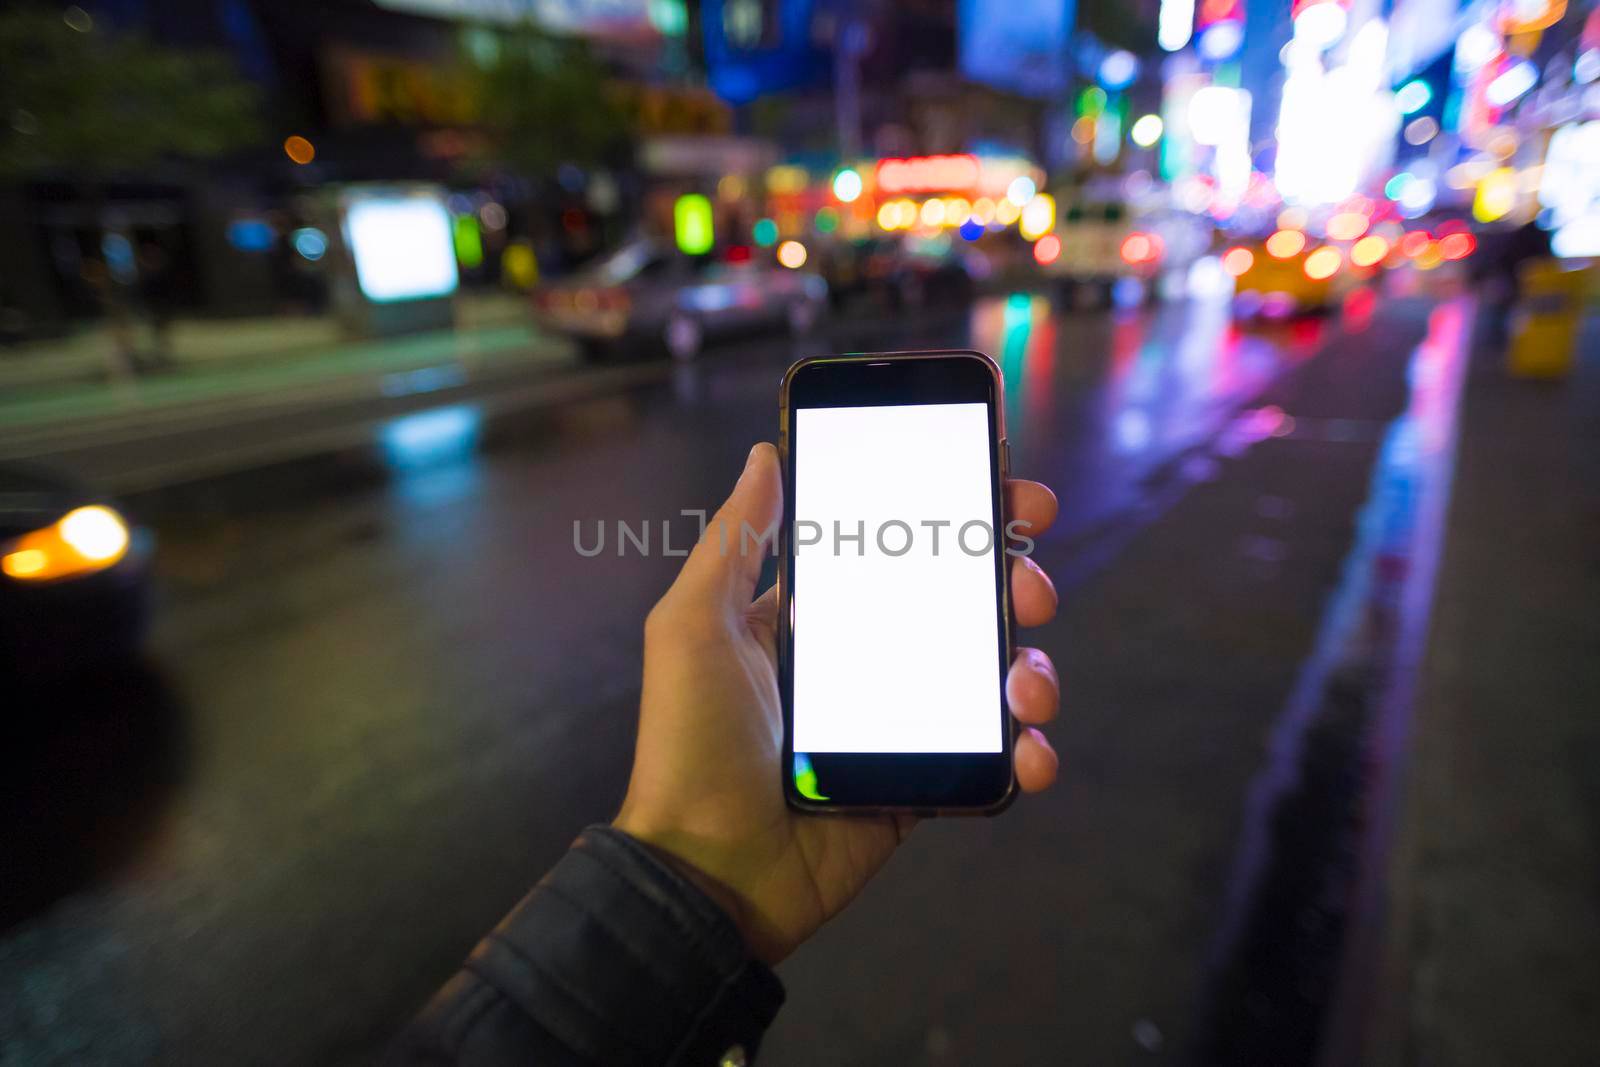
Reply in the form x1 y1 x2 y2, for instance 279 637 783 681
1120 232 1162 266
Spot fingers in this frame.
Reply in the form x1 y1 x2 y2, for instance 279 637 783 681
1014 727 1058 793
1006 479 1059 629
1010 648 1061 796
1007 647 1059 725
672 443 782 612
1005 479 1058 540
1011 555 1058 628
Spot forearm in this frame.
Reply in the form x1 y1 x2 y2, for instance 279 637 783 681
392 826 784 1066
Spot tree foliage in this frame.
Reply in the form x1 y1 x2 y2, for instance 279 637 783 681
0 7 259 177
465 21 633 177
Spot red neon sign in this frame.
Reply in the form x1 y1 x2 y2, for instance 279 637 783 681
875 154 980 195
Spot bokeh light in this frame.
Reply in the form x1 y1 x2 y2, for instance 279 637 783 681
1130 114 1164 148
1326 211 1369 241
1350 235 1389 267
1303 246 1342 280
776 240 807 269
1266 229 1307 258
1438 232 1477 260
1018 193 1055 240
831 168 863 203
1395 80 1432 115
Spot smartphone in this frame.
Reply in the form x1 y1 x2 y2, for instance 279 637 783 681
778 351 1016 815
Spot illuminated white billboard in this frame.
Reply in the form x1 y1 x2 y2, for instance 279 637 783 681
343 194 460 304
1542 121 1600 257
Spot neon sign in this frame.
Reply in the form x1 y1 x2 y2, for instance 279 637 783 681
875 155 981 195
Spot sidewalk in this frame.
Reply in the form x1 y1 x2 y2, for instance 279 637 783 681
1372 313 1600 1065
0 292 573 459
0 291 533 386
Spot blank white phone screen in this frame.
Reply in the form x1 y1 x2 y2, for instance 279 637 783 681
792 403 1003 753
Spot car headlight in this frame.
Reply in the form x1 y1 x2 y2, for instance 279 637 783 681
1 505 131 582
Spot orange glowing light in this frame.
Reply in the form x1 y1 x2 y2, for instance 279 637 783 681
1222 247 1255 276
1033 234 1062 265
1438 232 1476 260
1304 247 1342 280
1266 229 1307 259
3 548 47 577
875 154 980 195
1 505 130 582
1325 211 1369 242
1350 235 1390 267
283 135 316 165
1415 242 1443 270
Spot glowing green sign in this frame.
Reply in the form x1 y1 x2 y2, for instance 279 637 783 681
675 194 714 255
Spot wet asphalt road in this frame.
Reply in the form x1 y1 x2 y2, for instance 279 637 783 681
1 290 1437 1065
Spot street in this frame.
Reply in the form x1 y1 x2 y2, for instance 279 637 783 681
1 288 1456 1065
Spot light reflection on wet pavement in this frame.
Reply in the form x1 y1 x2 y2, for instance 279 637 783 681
0 290 1457 1066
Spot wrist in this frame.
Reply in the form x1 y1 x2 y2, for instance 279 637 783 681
611 819 786 965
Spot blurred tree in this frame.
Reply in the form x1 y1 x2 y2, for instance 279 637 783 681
0 6 259 177
464 20 633 178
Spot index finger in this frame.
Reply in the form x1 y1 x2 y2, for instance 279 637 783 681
1005 479 1058 539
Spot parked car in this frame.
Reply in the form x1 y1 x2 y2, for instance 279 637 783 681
532 240 828 362
1 466 152 677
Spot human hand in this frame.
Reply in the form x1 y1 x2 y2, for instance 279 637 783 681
613 443 1062 965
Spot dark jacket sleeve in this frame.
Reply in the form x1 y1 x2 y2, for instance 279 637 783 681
390 825 785 1066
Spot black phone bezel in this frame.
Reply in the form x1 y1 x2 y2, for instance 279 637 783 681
778 350 1016 816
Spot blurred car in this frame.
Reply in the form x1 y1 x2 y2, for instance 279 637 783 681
532 240 828 362
1221 229 1378 318
820 234 978 311
1039 200 1207 308
0 466 152 677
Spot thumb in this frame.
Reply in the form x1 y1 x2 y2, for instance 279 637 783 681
675 442 782 611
